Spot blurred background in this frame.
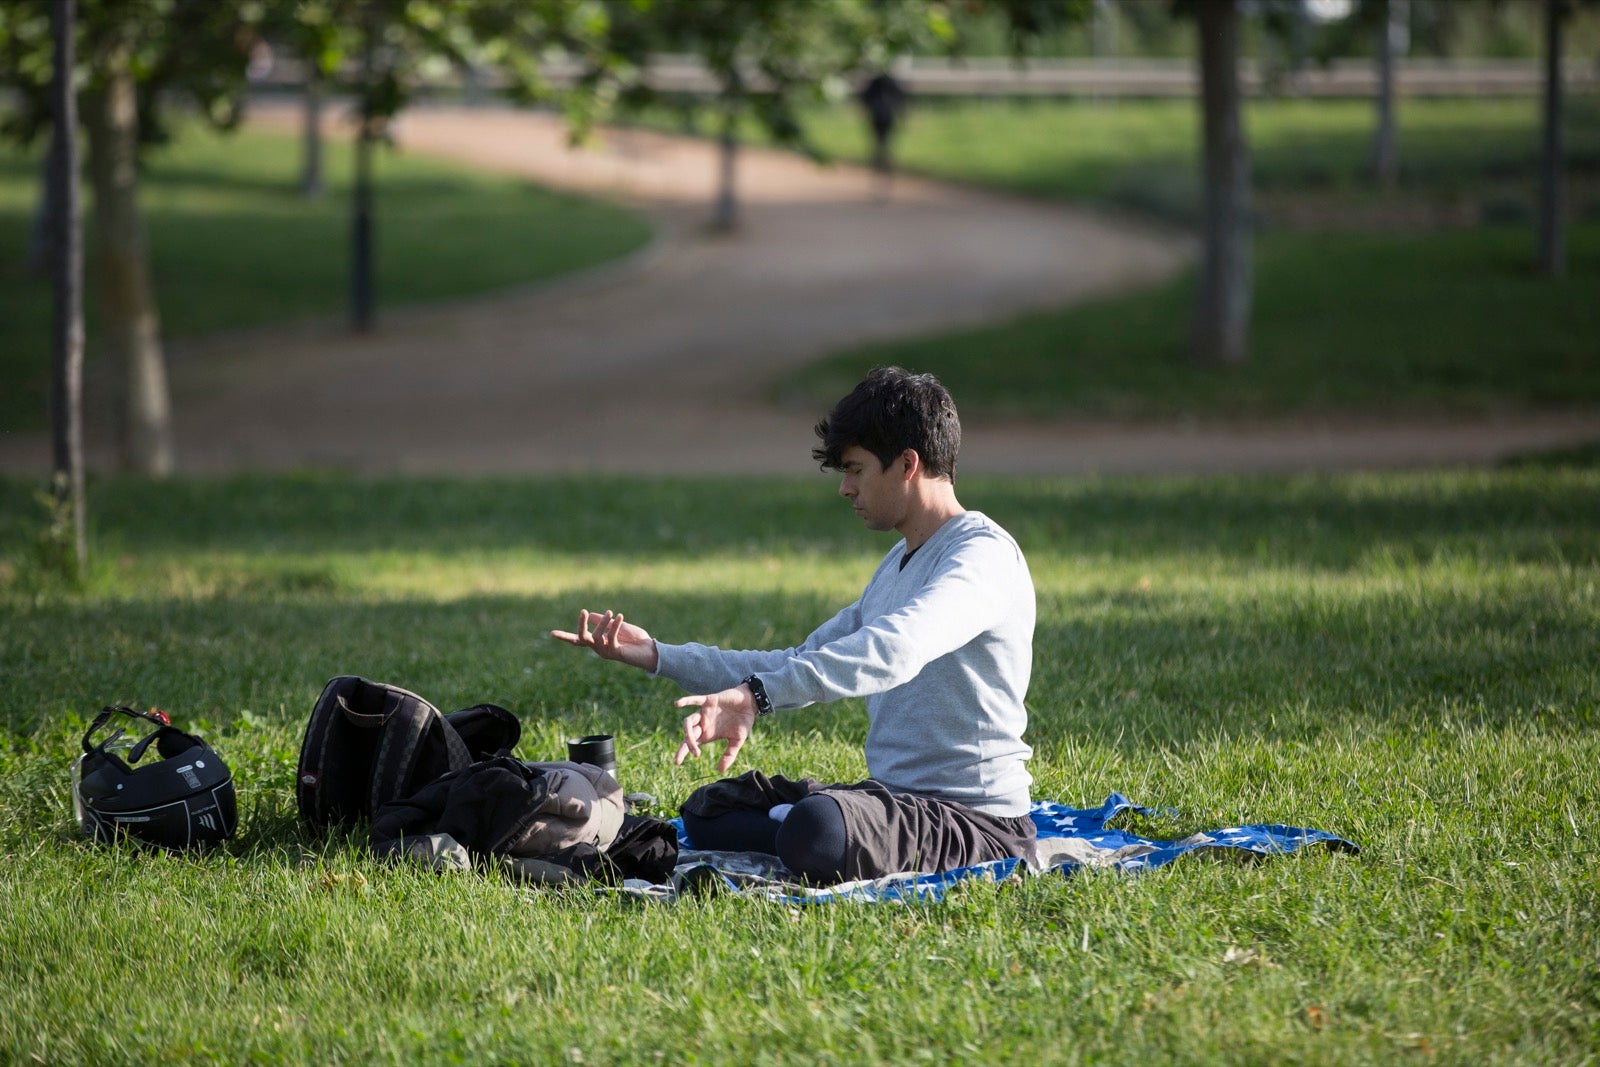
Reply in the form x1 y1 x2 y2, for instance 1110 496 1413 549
2 0 1597 485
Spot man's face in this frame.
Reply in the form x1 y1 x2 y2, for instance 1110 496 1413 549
837 444 909 533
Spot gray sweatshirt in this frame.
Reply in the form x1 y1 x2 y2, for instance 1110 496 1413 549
653 510 1035 817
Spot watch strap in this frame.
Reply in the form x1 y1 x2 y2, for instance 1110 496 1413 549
742 675 775 716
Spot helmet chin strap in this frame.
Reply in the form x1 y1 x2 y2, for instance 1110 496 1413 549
126 727 165 764
83 705 170 744
82 706 184 764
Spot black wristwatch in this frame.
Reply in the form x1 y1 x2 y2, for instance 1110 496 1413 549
742 675 775 716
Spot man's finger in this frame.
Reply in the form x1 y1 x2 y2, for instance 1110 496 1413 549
680 714 703 758
716 734 744 772
549 630 580 644
674 741 693 766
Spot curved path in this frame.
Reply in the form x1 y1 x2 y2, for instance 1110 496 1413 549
4 103 1595 476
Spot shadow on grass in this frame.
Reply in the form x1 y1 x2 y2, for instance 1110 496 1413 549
142 162 481 201
7 579 1594 748
3 471 1593 571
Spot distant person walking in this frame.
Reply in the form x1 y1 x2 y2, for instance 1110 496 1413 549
858 71 907 198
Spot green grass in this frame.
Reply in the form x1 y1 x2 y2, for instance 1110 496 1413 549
0 122 654 434
797 95 1600 221
1 470 1597 1064
780 221 1600 419
645 95 1600 221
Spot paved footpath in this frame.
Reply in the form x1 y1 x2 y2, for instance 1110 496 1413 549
4 103 1595 477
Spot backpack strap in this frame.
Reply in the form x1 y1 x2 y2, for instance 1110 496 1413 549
336 693 391 729
368 687 471 815
297 677 366 829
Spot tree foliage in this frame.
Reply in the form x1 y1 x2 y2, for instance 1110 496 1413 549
593 0 959 155
1 0 262 145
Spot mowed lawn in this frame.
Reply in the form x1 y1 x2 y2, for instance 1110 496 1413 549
801 96 1600 218
0 122 654 434
1 471 1595 1064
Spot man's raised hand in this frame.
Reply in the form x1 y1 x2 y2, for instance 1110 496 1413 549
674 684 757 772
550 609 659 672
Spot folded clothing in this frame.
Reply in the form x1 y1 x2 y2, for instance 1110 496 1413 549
371 758 678 884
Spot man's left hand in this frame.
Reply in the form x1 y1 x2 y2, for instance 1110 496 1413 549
674 684 757 772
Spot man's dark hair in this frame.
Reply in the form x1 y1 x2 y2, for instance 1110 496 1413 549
812 366 961 479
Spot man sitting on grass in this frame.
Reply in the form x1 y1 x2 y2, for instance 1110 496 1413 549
551 366 1036 884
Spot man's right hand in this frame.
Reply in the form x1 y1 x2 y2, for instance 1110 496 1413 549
550 609 660 672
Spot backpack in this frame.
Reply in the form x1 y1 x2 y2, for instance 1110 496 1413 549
296 675 521 832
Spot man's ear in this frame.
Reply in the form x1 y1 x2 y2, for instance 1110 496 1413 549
900 449 921 482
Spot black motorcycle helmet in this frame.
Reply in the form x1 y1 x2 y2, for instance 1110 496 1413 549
72 706 237 850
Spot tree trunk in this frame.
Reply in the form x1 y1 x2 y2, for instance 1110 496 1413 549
351 123 375 330
300 70 325 198
1371 0 1402 188
1091 0 1115 106
1288 0 1309 88
1092 0 1115 58
84 38 173 476
1538 0 1566 278
51 0 87 574
28 149 60 276
712 92 740 232
463 62 487 107
351 15 376 331
1190 0 1252 369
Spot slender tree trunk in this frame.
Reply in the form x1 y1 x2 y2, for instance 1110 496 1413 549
351 15 376 332
1288 0 1309 90
1091 0 1115 106
351 125 375 330
1371 0 1402 188
51 0 87 573
1190 0 1252 369
463 62 486 107
1092 0 1115 59
1538 0 1566 278
29 149 59 276
300 69 325 199
712 89 740 232
84 37 173 476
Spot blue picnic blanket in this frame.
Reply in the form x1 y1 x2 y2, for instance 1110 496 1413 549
620 794 1358 904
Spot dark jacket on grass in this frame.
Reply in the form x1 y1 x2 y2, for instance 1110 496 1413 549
371 758 676 884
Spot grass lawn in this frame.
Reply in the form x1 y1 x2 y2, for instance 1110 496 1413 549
0 122 654 435
768 95 1600 420
2 470 1597 1063
799 96 1600 221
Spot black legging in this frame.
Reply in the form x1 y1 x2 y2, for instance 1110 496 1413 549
680 794 851 883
